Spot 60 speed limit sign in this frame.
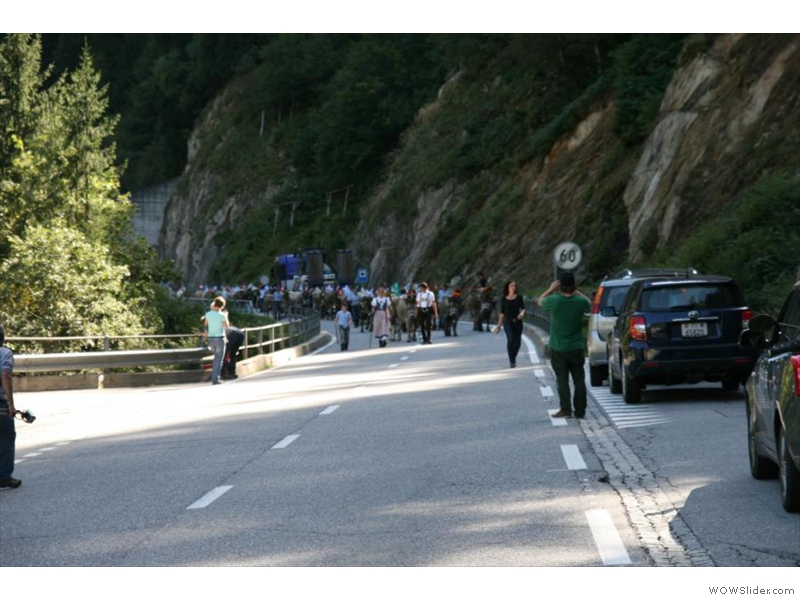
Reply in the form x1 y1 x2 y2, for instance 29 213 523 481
553 242 582 270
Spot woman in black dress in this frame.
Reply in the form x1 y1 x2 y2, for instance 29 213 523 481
494 280 526 368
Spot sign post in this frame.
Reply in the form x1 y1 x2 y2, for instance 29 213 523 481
553 241 583 279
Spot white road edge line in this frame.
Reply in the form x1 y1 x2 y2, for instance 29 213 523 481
320 405 340 415
586 509 632 566
561 444 587 470
187 486 234 510
272 434 300 449
522 334 539 364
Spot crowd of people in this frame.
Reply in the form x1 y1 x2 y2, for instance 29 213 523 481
182 272 592 421
0 270 593 491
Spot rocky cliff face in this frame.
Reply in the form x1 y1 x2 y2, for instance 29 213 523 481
354 34 798 290
624 34 799 262
158 88 282 287
159 34 799 291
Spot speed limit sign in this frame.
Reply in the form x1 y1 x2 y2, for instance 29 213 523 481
553 242 582 270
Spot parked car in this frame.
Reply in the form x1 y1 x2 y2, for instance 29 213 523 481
740 281 800 512
587 268 698 387
607 275 756 403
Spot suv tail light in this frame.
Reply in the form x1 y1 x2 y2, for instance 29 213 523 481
591 287 604 315
742 309 753 329
791 355 800 397
630 316 647 341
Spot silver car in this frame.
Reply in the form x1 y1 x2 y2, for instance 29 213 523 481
587 268 698 387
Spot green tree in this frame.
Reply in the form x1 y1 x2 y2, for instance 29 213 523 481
0 35 164 339
0 33 48 256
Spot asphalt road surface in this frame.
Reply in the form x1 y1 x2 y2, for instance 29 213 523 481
2 319 798 577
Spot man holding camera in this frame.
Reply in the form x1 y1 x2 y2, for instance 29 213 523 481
537 273 591 419
0 325 21 489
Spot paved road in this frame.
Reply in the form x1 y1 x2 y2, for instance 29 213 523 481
2 323 641 567
2 320 797 573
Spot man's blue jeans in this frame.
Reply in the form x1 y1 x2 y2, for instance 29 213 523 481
209 337 226 384
0 406 15 479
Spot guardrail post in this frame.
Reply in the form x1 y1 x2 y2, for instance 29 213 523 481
103 336 111 351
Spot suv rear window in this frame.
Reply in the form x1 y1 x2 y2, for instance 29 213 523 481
640 284 743 312
601 285 631 312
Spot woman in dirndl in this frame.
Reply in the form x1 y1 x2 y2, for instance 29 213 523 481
372 288 392 348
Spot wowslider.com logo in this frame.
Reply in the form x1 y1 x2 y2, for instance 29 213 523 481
709 587 795 595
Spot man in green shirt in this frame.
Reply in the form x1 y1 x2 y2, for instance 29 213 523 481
537 272 591 418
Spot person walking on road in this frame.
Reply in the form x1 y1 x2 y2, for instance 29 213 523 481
335 302 354 351
416 282 438 344
222 312 245 380
494 280 526 368
0 325 20 489
204 296 230 385
537 272 591 418
372 288 392 348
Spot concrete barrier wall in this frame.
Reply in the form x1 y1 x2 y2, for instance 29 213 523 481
14 331 333 393
130 178 179 247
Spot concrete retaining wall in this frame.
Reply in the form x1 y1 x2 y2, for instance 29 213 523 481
14 332 333 393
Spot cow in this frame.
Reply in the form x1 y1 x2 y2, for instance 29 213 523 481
358 294 373 332
468 288 495 332
442 293 465 337
393 294 418 342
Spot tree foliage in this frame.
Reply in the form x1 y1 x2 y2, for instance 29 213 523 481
0 34 167 341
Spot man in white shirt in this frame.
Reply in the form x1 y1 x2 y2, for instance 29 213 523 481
416 282 438 344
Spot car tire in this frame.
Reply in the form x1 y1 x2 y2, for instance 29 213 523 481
590 364 606 387
610 367 622 394
747 400 778 480
722 379 739 392
779 427 800 513
622 366 642 404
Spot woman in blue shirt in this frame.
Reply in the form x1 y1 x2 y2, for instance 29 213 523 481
204 297 230 385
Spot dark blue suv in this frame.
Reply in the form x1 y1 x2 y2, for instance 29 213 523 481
607 276 756 404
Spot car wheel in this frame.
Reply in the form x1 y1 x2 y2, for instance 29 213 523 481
779 427 800 513
747 399 778 479
590 364 606 387
722 379 739 392
622 366 642 404
609 366 622 394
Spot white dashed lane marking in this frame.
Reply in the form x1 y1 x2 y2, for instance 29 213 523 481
187 486 233 510
561 444 587 470
271 434 300 449
586 509 632 566
319 405 340 415
540 386 554 398
548 409 568 427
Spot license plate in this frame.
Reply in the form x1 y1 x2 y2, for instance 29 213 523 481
681 322 708 338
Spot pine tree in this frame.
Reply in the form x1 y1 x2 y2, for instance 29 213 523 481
0 35 163 339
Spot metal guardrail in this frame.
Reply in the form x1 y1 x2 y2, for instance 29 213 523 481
10 308 320 374
524 297 550 333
